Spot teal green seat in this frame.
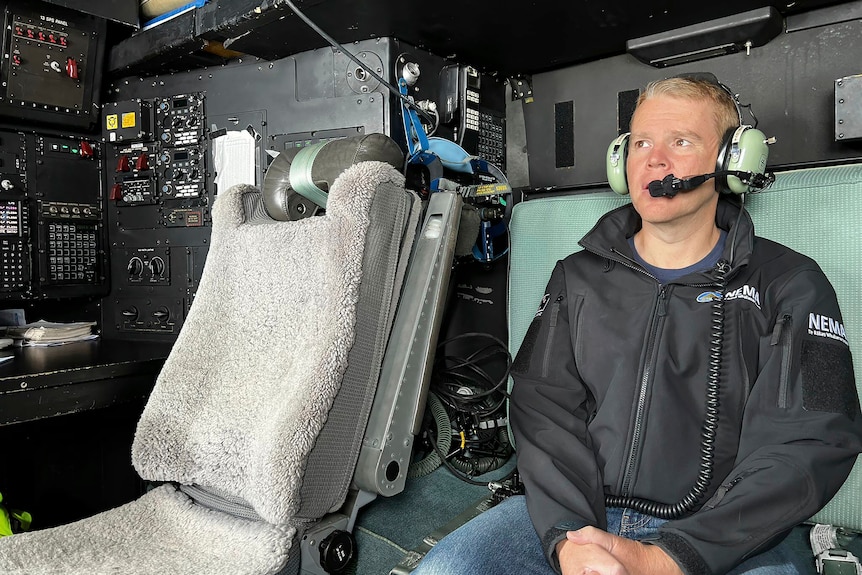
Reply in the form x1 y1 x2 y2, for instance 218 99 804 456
507 164 862 531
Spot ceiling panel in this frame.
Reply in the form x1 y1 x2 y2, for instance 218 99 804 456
107 0 851 77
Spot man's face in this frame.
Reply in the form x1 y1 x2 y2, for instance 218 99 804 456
626 94 723 226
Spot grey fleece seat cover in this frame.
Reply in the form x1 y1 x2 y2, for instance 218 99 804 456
0 160 417 575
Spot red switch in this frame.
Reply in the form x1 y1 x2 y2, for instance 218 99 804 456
135 154 149 171
65 57 79 80
110 183 123 201
11 54 21 67
79 140 94 158
116 155 130 172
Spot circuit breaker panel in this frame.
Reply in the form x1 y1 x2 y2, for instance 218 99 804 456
0 0 106 129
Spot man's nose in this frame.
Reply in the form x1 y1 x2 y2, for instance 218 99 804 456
647 145 670 168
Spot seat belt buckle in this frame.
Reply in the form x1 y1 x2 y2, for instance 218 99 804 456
817 550 862 575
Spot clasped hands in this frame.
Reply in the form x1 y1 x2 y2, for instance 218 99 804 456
556 527 683 575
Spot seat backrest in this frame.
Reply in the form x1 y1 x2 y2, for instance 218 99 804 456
131 161 417 525
507 164 862 530
746 165 861 529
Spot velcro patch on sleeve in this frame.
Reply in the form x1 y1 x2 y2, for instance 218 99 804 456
801 339 860 420
512 319 541 375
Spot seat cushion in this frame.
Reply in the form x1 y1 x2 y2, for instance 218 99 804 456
0 484 291 575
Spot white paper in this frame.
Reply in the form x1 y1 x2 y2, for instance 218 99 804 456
213 130 256 191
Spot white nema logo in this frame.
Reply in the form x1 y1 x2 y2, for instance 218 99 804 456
808 313 849 345
724 285 761 309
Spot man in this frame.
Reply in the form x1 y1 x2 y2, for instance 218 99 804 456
412 76 862 574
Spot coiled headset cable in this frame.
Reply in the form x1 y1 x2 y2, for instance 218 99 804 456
604 257 730 520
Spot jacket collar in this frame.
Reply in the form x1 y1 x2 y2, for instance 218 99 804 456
578 196 755 274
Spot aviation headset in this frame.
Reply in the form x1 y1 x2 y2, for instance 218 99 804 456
606 73 770 196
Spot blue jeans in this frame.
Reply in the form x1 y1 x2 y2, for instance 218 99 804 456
411 495 808 575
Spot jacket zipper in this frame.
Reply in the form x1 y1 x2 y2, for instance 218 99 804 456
541 295 564 377
620 284 668 496
702 467 764 509
770 314 793 408
604 249 730 495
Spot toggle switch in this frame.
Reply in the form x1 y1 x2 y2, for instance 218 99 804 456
135 154 149 171
79 140 94 158
116 155 130 172
65 57 79 80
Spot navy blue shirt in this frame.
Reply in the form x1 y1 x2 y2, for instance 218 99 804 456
628 229 727 285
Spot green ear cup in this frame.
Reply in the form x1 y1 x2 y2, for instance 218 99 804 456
607 133 630 195
724 127 769 194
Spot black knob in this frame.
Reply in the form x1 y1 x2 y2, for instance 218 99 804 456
127 257 144 277
149 256 166 278
121 306 139 320
318 530 355 573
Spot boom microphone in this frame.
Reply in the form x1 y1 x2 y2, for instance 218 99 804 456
647 173 713 198
647 170 774 198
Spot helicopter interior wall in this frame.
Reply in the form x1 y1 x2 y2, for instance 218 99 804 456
523 10 862 189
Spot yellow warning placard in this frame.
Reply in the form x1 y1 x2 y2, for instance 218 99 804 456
121 112 137 128
106 114 118 130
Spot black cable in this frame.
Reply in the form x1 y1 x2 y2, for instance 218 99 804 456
436 351 510 401
428 332 514 483
448 431 511 475
605 263 728 519
739 102 759 128
435 332 512 397
282 0 435 125
727 193 746 267
427 425 497 486
408 391 452 479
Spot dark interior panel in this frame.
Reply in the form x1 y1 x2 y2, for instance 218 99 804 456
522 11 862 189
107 0 848 78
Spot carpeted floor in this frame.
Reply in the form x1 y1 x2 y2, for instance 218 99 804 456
353 459 516 574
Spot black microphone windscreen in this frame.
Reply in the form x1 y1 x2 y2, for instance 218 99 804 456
648 175 678 198
648 179 666 197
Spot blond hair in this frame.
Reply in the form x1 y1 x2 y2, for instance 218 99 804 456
636 77 740 140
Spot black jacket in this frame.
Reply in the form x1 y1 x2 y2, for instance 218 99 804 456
510 198 862 575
